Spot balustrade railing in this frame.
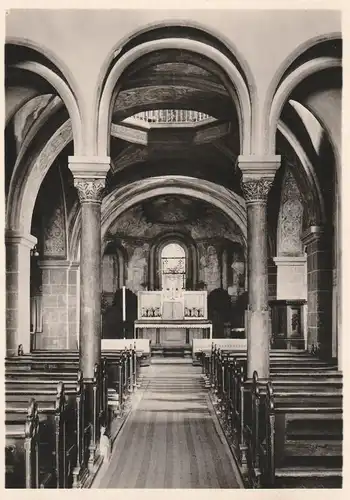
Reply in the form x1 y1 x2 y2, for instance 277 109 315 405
129 109 211 124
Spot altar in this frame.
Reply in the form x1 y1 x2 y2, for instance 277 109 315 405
134 289 212 345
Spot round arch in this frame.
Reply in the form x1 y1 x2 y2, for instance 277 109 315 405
101 176 247 243
149 231 199 290
262 33 341 150
268 57 341 154
96 20 255 93
69 176 247 263
6 119 73 233
5 37 81 107
8 60 82 153
96 38 252 156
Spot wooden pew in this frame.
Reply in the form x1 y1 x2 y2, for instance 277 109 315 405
244 371 342 488
259 381 342 488
207 347 343 485
5 382 77 488
6 398 40 488
5 346 141 487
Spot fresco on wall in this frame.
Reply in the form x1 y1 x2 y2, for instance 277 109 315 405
277 168 304 256
126 243 149 293
109 197 243 245
107 196 245 293
43 206 66 257
200 244 220 292
102 254 118 293
228 251 246 299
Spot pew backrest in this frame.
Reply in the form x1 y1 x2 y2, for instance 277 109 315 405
101 339 151 354
192 338 247 357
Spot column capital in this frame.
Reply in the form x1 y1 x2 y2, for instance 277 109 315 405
237 155 281 204
5 230 37 249
301 225 325 246
68 155 110 204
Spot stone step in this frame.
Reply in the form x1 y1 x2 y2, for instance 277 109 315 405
6 371 77 379
274 466 342 488
6 424 25 438
275 406 342 414
284 439 342 457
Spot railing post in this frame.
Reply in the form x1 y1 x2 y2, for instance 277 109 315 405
251 371 261 470
55 382 66 488
266 382 275 487
239 365 248 467
72 371 83 488
24 399 39 488
118 360 123 413
133 343 137 390
88 364 98 471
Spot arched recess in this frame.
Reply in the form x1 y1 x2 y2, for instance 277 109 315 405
69 176 247 265
268 44 341 361
96 36 253 156
102 241 128 301
277 119 326 227
148 231 198 290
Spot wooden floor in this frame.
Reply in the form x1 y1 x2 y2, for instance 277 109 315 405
96 359 243 488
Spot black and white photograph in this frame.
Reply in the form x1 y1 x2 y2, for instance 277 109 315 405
2 2 344 491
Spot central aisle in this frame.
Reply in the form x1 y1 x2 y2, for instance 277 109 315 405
97 359 243 488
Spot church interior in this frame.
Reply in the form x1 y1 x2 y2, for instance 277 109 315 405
4 9 342 489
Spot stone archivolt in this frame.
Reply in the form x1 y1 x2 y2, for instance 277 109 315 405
241 178 273 203
74 178 106 204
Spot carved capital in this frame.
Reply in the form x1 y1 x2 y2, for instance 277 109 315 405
74 178 106 204
68 155 110 204
237 155 280 204
241 178 273 203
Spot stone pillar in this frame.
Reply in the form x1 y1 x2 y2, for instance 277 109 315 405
69 156 110 379
6 230 37 356
238 156 280 379
301 226 333 359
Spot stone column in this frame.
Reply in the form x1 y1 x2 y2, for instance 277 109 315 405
238 156 280 379
6 230 37 356
301 226 333 359
69 156 110 379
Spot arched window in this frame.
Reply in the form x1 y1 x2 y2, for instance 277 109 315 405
161 243 186 290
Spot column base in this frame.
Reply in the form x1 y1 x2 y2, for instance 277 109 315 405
246 310 270 379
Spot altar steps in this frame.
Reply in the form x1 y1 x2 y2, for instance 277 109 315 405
151 344 192 358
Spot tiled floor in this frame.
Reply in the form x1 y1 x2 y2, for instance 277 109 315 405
96 360 243 488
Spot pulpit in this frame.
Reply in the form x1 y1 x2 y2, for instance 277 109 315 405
134 289 212 345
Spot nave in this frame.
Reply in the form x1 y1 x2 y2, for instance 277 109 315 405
5 9 342 491
94 360 243 489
